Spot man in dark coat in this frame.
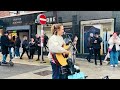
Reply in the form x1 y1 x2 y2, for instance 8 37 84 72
93 32 102 65
35 34 46 63
1 31 9 64
15 35 21 58
44 34 49 54
86 33 94 63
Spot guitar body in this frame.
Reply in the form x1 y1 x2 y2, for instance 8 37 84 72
55 53 68 66
55 45 70 66
52 36 78 66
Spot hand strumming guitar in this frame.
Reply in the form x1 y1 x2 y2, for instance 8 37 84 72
63 50 69 57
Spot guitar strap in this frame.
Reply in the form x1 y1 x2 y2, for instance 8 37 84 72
50 52 61 66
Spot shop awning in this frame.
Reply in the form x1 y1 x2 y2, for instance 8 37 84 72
6 25 30 30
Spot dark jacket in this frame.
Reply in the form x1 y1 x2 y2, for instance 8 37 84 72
29 41 36 50
93 36 102 49
87 37 94 48
9 40 15 48
15 37 21 47
1 35 9 54
22 40 29 49
35 37 41 49
44 35 48 46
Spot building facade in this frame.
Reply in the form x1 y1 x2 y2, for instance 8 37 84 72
0 11 120 55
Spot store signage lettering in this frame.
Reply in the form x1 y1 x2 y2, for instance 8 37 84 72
35 17 56 24
12 18 22 24
47 17 55 23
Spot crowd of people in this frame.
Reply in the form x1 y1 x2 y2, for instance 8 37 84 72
0 31 49 64
86 32 120 67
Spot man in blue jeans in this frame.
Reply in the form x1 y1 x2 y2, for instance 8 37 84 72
1 31 9 64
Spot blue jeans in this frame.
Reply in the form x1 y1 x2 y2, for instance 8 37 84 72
50 61 61 79
2 54 8 62
50 61 68 79
15 47 20 57
9 48 12 60
110 51 118 65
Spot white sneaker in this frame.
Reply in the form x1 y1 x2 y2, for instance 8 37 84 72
118 61 120 64
115 65 118 67
103 61 108 63
110 65 114 67
14 56 18 59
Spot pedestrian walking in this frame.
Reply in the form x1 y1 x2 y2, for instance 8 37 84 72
20 36 30 59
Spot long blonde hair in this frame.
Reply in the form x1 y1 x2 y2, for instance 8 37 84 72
51 24 63 35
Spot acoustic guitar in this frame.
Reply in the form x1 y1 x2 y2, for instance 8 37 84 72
52 36 78 66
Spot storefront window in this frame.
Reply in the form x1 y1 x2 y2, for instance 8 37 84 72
81 18 114 55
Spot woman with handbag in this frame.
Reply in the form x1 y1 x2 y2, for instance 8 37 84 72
20 36 30 59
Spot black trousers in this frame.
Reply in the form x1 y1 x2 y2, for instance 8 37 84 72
37 47 44 60
94 49 102 65
20 48 30 59
87 48 94 62
30 49 35 59
44 45 48 54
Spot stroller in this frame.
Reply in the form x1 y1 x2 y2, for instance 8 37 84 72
60 58 87 79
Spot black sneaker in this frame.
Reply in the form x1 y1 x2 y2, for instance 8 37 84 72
20 57 22 59
2 62 7 64
42 61 46 63
36 59 40 61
